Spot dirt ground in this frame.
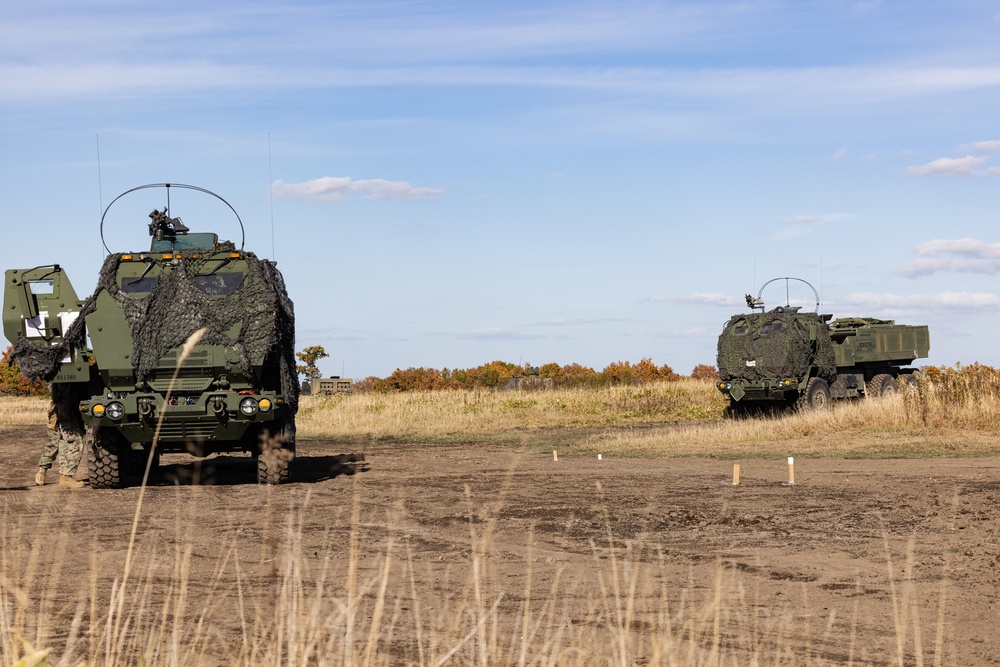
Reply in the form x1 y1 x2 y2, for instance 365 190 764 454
4 424 1000 664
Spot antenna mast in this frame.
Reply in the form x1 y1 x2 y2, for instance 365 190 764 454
268 132 276 259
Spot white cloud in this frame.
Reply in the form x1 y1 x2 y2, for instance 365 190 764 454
899 238 1000 277
6 62 1000 108
840 291 1000 316
773 213 852 240
779 213 852 225
649 292 743 307
971 140 1000 152
905 155 990 176
537 317 628 326
271 177 443 203
832 148 848 162
457 328 542 340
915 238 1000 258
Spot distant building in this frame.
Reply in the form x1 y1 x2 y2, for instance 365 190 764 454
313 377 354 395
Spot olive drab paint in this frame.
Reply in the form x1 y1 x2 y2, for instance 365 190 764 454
4 184 299 487
716 278 930 417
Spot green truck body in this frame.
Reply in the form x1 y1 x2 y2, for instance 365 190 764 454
716 306 930 414
3 184 298 487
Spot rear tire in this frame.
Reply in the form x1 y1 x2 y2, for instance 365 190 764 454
797 377 831 411
88 427 123 489
257 419 295 485
868 373 898 398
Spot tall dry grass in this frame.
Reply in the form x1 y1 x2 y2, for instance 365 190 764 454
296 380 724 441
4 367 1000 457
295 371 1000 457
0 481 952 666
584 372 1000 458
0 397 47 427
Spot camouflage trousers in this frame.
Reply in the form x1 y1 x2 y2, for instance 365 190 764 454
39 426 85 476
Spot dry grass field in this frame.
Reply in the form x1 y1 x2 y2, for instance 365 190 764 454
3 371 1000 665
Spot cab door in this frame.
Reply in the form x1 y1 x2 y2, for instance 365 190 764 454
3 265 90 382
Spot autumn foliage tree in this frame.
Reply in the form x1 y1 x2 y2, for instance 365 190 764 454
0 346 48 397
372 367 460 393
538 362 600 388
690 364 718 381
601 358 678 385
346 357 708 394
296 345 330 383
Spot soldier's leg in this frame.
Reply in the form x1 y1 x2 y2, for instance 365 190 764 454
36 428 61 485
57 427 86 488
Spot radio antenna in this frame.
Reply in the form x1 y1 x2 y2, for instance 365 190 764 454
96 134 105 257
268 132 276 259
820 252 824 311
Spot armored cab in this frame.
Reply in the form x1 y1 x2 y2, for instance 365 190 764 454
4 184 299 487
716 278 929 415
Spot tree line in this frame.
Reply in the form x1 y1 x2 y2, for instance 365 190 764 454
349 359 719 393
0 344 719 397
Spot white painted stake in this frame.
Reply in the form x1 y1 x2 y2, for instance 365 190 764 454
598 454 603 461
787 456 795 485
732 464 740 486
553 450 558 462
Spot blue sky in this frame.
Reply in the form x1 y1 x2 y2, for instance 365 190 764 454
3 1 1000 379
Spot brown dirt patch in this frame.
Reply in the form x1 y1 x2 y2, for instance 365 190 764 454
3 425 1000 664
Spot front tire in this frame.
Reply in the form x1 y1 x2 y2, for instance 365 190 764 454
257 419 295 485
88 427 123 489
797 377 831 411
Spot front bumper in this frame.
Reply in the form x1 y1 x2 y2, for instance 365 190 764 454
717 379 801 403
80 390 289 449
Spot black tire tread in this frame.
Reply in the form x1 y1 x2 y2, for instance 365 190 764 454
796 377 831 411
257 419 295 485
868 373 898 398
88 428 122 489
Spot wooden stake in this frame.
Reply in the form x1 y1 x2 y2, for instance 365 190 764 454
787 456 795 485
552 450 558 462
732 464 741 486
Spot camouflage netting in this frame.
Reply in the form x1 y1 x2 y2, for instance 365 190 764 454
716 311 836 383
12 249 299 417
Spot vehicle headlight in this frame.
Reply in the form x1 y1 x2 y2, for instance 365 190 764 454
239 397 259 416
106 402 125 420
258 398 272 413
92 404 106 417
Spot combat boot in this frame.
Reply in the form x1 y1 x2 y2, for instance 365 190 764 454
59 475 85 489
34 468 46 486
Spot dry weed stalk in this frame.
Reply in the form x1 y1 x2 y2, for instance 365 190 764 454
0 482 963 666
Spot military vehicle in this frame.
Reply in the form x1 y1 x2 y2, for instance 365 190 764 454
4 183 299 487
311 377 354 395
716 277 930 416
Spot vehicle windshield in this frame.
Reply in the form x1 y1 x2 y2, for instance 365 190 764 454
193 273 244 296
759 321 784 335
119 272 244 297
